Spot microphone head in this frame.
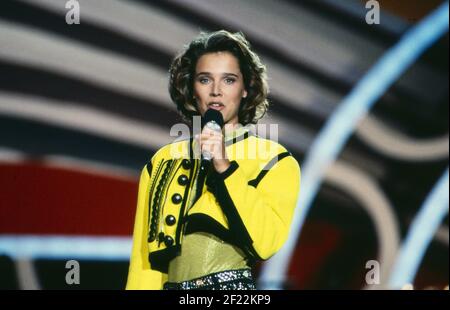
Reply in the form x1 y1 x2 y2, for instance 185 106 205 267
202 108 224 129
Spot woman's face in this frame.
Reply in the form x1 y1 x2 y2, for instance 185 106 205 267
194 51 247 127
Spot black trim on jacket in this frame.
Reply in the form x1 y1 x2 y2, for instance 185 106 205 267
175 137 197 246
184 214 237 245
205 151 293 260
184 214 254 267
148 159 172 243
248 151 292 188
225 130 250 146
148 245 181 273
205 161 257 259
145 161 153 176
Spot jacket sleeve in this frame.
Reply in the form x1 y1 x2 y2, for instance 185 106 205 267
126 163 166 290
209 154 301 260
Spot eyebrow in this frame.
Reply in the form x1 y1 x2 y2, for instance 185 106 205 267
195 72 239 78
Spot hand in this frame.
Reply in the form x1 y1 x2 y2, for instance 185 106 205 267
195 126 230 174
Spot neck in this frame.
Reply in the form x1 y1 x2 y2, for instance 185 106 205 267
224 122 241 133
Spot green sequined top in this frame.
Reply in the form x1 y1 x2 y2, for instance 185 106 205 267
167 233 249 282
167 125 251 283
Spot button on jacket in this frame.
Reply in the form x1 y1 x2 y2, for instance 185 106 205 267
126 129 301 289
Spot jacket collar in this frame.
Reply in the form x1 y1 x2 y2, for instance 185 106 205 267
189 124 252 159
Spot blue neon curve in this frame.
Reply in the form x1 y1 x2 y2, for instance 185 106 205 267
260 2 449 289
388 169 449 288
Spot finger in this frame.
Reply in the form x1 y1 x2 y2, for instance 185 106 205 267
202 141 223 153
200 134 222 142
201 144 215 156
202 127 222 136
200 139 220 149
201 138 222 148
201 127 214 134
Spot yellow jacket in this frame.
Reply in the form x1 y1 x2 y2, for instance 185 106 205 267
126 130 301 289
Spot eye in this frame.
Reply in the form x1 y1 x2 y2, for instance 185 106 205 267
197 77 210 84
224 78 236 84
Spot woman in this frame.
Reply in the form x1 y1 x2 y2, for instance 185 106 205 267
126 30 301 290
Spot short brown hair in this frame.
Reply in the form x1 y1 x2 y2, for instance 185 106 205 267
168 30 269 125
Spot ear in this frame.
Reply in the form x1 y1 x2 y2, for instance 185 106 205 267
243 89 248 98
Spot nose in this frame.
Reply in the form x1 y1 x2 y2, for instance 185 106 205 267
210 82 222 97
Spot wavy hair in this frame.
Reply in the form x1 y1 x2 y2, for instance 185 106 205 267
168 30 269 125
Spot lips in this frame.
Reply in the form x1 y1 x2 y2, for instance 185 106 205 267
208 102 225 111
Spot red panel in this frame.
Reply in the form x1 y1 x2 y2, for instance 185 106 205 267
0 162 139 236
287 221 342 289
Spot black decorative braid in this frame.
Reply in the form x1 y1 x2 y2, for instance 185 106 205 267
148 160 173 242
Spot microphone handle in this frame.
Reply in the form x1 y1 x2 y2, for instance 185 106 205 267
201 121 222 162
202 151 213 161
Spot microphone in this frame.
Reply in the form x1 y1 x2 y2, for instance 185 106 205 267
200 109 224 162
192 109 224 203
